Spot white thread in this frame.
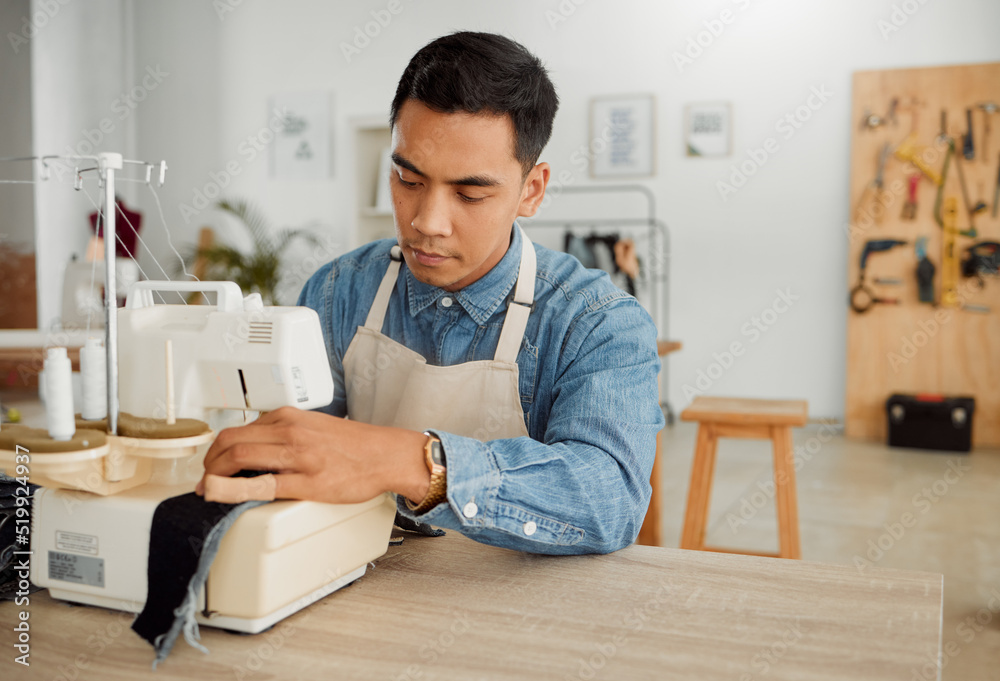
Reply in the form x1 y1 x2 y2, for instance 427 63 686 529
44 347 76 441
80 337 107 421
148 183 200 284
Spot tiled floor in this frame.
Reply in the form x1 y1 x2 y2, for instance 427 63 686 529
656 421 1000 681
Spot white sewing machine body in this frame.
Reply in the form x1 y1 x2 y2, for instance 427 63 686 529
15 281 396 634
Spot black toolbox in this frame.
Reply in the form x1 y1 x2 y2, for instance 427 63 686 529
886 393 975 453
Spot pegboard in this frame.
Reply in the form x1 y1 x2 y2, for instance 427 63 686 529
845 62 1000 447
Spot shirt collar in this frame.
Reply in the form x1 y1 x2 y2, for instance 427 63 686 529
404 225 522 326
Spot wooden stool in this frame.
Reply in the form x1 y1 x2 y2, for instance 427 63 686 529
680 396 808 559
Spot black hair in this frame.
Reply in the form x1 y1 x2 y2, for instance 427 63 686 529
390 31 559 176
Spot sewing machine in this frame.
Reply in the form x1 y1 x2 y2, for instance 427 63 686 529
5 281 396 633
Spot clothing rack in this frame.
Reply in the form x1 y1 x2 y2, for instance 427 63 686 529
519 184 674 424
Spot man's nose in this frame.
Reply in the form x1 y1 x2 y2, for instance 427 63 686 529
410 188 452 238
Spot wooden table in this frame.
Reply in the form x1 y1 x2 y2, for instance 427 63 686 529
1 533 943 680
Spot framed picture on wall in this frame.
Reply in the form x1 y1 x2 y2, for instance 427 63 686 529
589 94 656 178
685 102 731 157
269 91 332 180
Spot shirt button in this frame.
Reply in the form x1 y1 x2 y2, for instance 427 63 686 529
440 297 453 308
462 502 478 518
523 521 537 536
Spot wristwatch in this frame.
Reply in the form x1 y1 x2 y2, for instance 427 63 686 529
405 432 447 514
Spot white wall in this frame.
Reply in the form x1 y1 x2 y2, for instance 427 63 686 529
30 0 132 330
33 0 1000 419
0 0 34 252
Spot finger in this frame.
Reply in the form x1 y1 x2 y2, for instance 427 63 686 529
203 424 296 470
272 473 313 501
202 442 297 479
200 473 277 503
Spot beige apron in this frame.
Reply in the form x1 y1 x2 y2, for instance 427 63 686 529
343 227 535 441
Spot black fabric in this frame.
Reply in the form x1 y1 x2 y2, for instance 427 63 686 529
393 511 445 537
132 472 268 664
132 493 242 645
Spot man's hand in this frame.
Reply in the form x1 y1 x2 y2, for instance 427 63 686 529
196 407 431 505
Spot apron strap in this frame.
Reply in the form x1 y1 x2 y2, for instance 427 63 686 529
495 226 536 363
364 246 403 332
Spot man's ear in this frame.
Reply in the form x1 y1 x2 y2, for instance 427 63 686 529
516 163 550 218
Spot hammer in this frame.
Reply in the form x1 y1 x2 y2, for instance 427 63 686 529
977 102 998 163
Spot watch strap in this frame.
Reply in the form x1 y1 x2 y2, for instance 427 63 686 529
405 433 447 514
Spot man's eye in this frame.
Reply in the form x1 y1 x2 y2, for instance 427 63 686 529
458 193 485 204
398 177 417 188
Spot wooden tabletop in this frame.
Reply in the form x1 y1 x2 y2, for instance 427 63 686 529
681 396 809 426
2 532 942 680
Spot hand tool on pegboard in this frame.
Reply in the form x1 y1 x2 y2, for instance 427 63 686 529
895 135 942 185
962 108 975 160
940 197 962 309
915 237 936 304
854 143 892 225
901 173 921 219
932 136 977 239
961 240 1000 289
953 153 986 228
860 97 898 130
993 153 1000 218
849 239 908 313
977 102 998 163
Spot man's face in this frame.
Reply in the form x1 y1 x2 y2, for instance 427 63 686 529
390 100 549 292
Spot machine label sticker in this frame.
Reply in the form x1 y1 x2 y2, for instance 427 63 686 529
291 366 308 403
48 551 105 587
55 530 99 555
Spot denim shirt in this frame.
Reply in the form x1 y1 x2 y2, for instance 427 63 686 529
297 225 663 555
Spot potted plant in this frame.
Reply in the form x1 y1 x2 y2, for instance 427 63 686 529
187 198 319 305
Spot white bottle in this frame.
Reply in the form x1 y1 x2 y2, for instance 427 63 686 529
44 347 76 441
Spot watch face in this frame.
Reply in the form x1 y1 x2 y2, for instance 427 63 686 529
430 440 446 468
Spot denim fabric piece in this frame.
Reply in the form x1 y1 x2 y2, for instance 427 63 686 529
298 224 664 555
132 490 266 667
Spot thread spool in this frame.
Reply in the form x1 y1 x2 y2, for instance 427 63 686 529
80 337 108 421
44 347 76 441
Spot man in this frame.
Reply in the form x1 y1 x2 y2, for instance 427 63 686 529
198 31 663 554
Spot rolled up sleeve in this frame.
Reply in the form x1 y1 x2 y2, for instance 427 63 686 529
396 295 663 555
